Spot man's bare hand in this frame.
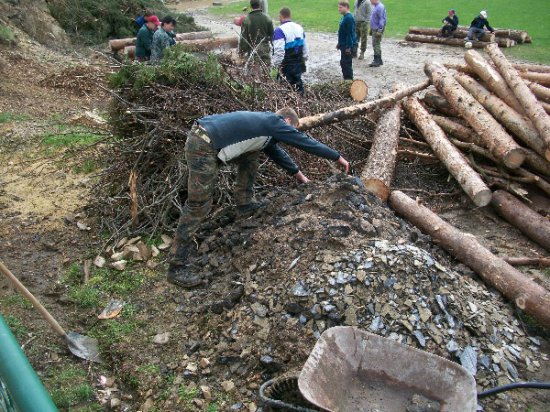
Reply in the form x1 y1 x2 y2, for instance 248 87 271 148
336 156 350 174
295 171 310 184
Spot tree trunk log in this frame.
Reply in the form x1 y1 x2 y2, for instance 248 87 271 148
495 38 516 48
519 71 550 87
541 101 550 115
408 27 495 42
421 90 459 117
110 37 136 52
515 63 550 74
403 96 491 206
175 31 213 41
464 50 524 114
350 79 369 102
110 32 213 52
503 257 550 267
432 115 480 144
297 80 430 131
361 102 401 201
456 26 529 43
491 190 550 252
455 73 548 161
389 190 550 329
125 45 135 60
425 62 525 169
178 36 238 51
405 33 490 48
486 43 550 161
525 80 550 102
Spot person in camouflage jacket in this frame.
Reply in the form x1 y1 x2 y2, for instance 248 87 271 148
150 16 177 64
238 0 274 65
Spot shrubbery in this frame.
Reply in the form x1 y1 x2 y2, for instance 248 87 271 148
47 0 200 44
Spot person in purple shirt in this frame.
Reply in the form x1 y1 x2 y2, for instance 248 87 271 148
369 0 386 67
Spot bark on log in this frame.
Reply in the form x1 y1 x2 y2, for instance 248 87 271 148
432 115 480 144
125 45 135 60
541 101 550 115
464 50 524 114
454 73 548 160
408 26 495 42
361 102 401 201
519 71 550 87
350 79 369 102
525 80 550 102
389 190 550 329
421 90 459 117
491 190 550 252
486 43 550 161
425 62 525 169
503 257 550 267
515 63 550 74
403 96 491 206
495 38 516 48
297 80 430 131
175 31 213 41
110 31 212 52
405 33 490 48
456 26 529 43
179 36 238 51
110 37 136 52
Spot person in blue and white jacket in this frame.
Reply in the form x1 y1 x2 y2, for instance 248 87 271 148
272 7 309 95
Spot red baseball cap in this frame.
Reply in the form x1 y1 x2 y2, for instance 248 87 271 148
148 15 161 26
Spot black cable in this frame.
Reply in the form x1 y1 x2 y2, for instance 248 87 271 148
478 382 550 398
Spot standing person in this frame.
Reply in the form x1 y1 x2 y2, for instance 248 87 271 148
440 9 458 38
135 15 160 62
465 10 494 41
336 1 356 80
150 16 177 64
239 0 274 66
166 109 350 288
353 0 372 60
369 0 386 67
272 7 309 95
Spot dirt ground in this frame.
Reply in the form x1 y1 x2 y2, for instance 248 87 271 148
0 2 549 412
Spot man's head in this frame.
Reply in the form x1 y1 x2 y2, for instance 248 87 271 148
370 0 379 5
338 1 350 15
161 16 177 32
250 0 261 10
279 7 291 23
276 107 300 127
480 10 487 19
449 9 455 16
146 15 161 30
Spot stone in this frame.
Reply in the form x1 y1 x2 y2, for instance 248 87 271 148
221 380 235 392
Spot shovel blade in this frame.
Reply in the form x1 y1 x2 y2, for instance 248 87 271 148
66 332 102 363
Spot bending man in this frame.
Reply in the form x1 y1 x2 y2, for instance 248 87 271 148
167 109 350 288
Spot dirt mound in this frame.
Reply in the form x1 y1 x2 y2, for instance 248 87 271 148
39 65 110 98
109 175 547 411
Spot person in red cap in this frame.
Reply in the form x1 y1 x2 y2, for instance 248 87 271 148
440 9 458 37
135 15 160 61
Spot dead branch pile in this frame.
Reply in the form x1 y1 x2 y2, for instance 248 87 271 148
39 66 110 98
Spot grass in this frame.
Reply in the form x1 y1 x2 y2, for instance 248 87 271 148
4 315 29 340
0 294 34 310
45 365 96 410
0 112 30 123
0 24 15 45
210 0 550 64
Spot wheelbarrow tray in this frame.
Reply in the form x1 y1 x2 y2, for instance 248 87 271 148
298 326 477 412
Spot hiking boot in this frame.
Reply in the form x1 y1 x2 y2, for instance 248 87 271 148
358 51 365 60
369 56 382 67
167 263 204 288
236 201 266 216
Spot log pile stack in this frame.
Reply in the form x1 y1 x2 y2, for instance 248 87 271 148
405 26 531 49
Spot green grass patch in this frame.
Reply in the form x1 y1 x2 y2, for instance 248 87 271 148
178 384 199 405
0 112 30 123
0 24 15 45
4 315 29 340
88 316 140 347
211 0 550 64
0 294 34 310
41 131 103 149
45 365 96 410
73 159 100 174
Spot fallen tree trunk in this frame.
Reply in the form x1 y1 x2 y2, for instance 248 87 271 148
515 63 550 74
457 26 529 43
503 257 550 267
455 73 549 160
175 31 213 41
110 37 135 52
403 96 491 206
110 31 212 52
405 33 490 48
388 190 550 329
491 190 550 252
361 101 401 201
297 79 430 131
519 71 550 87
541 101 550 115
525 80 550 102
486 43 550 161
464 50 524 114
432 115 480 144
495 38 516 48
421 90 459 117
124 36 239 59
425 62 525 169
408 26 495 42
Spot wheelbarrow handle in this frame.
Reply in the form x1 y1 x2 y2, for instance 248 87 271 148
0 260 68 338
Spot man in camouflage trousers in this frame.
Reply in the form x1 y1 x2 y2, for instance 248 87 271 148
353 0 372 60
167 108 350 288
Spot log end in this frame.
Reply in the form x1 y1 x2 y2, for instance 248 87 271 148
473 189 493 207
362 179 390 202
350 79 369 102
502 149 526 169
515 295 526 310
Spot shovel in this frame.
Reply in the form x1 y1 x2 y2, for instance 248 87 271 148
0 260 102 363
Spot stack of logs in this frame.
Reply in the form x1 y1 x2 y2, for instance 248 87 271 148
108 31 239 59
293 43 550 328
406 26 531 48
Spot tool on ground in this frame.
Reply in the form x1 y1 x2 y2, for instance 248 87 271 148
0 261 102 363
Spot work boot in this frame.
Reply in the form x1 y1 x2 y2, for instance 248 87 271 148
166 263 204 288
369 55 382 67
236 200 266 217
358 51 365 60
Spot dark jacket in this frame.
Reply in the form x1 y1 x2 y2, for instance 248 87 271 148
135 25 154 59
470 16 494 32
443 15 458 28
197 111 340 175
239 9 274 54
338 12 357 50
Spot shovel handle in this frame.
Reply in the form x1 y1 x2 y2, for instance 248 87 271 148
0 260 67 338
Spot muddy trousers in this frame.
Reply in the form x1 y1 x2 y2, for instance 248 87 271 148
340 50 353 80
354 21 369 54
173 128 260 245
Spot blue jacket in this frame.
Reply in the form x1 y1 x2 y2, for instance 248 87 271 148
338 12 356 50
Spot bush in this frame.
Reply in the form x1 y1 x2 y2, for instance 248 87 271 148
47 0 201 44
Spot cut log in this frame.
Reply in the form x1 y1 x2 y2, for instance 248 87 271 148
403 96 491 206
432 116 480 144
110 32 212 52
541 101 550 115
125 45 135 60
491 190 550 252
408 26 495 42
464 50 524 114
349 79 368 102
361 101 401 201
515 63 550 74
178 36 238 51
486 43 550 161
110 37 136 52
495 38 516 48
519 71 550 87
454 73 548 160
456 26 529 43
525 80 550 102
405 33 490 48
421 90 459 117
503 257 550 267
389 190 550 329
425 62 525 169
175 31 213 41
297 80 430 131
